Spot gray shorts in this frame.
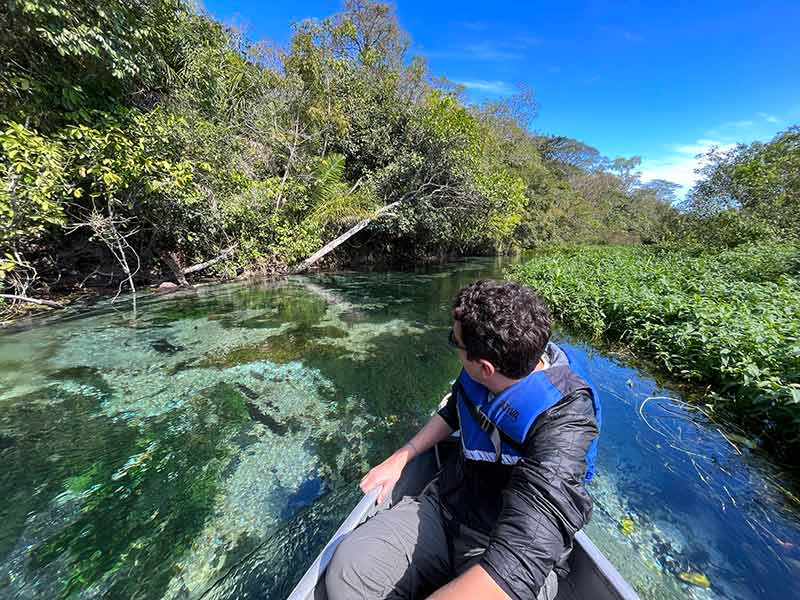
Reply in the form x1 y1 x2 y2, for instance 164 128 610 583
318 491 558 600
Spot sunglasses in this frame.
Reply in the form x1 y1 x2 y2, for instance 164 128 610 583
448 328 467 351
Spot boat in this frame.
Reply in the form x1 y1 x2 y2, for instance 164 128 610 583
287 438 641 600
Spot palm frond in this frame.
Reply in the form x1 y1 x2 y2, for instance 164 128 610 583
307 154 380 227
311 153 347 206
310 190 375 227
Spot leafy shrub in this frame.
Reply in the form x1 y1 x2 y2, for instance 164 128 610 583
0 121 67 249
674 209 780 249
509 244 800 453
687 127 800 241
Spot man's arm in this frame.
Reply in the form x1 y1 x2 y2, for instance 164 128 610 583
429 390 598 600
426 564 510 600
360 413 454 503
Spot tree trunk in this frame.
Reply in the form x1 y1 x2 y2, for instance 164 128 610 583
183 245 237 275
114 234 138 316
160 251 190 287
291 201 401 274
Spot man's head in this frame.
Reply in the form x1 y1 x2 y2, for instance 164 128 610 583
451 280 551 387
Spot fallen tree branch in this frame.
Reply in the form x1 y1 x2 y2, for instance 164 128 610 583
0 294 63 308
291 201 401 274
183 245 237 275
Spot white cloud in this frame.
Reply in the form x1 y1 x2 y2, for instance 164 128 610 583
599 26 644 43
641 113 787 197
514 34 544 47
462 42 523 61
672 138 731 156
640 139 735 194
455 20 490 31
423 36 541 63
709 112 782 138
425 43 523 61
452 79 515 95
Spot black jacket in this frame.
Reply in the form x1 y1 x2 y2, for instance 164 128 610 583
436 375 599 599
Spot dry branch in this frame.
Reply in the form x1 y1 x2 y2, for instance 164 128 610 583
291 201 401 274
0 294 63 308
183 245 237 275
68 203 141 315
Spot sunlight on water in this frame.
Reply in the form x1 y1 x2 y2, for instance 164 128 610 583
1 257 798 599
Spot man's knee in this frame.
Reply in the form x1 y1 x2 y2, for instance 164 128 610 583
537 570 558 600
324 533 389 600
322 497 447 600
325 536 358 599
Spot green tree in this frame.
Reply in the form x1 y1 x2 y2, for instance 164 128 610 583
687 127 800 241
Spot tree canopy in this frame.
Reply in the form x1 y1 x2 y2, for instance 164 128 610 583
680 127 800 245
1 0 687 308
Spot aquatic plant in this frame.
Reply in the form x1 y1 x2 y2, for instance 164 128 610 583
510 243 800 455
27 388 249 599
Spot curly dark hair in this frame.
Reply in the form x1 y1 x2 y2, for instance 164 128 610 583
453 280 552 379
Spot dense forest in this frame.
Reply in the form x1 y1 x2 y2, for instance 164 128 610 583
1 0 682 315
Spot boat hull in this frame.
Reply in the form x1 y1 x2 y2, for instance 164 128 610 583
287 443 639 600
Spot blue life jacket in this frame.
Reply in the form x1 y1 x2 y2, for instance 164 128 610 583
454 342 601 481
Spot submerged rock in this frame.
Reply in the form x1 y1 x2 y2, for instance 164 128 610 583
234 383 259 400
243 397 300 436
151 338 184 355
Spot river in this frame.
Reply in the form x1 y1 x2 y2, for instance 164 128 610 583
1 256 798 600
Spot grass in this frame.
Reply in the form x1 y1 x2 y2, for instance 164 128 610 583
509 243 800 455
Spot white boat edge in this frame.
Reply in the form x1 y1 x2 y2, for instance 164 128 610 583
286 486 382 600
285 453 642 600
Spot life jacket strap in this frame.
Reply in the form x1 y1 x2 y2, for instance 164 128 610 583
453 380 524 463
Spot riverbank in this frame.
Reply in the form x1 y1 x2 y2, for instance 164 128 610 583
508 243 800 459
0 249 502 326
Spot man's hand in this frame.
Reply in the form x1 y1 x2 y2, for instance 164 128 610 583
360 446 413 504
360 413 454 504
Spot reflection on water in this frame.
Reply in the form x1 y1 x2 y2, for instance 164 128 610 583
1 256 798 599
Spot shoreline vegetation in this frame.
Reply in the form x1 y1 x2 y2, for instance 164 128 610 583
2 0 680 320
509 244 800 460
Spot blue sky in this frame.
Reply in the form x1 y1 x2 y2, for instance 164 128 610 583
202 0 800 191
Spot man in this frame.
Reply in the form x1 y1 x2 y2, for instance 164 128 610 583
323 280 600 600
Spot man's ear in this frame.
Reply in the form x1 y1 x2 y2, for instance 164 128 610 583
478 359 496 379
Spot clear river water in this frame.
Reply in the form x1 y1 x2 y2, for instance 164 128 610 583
1 256 799 600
